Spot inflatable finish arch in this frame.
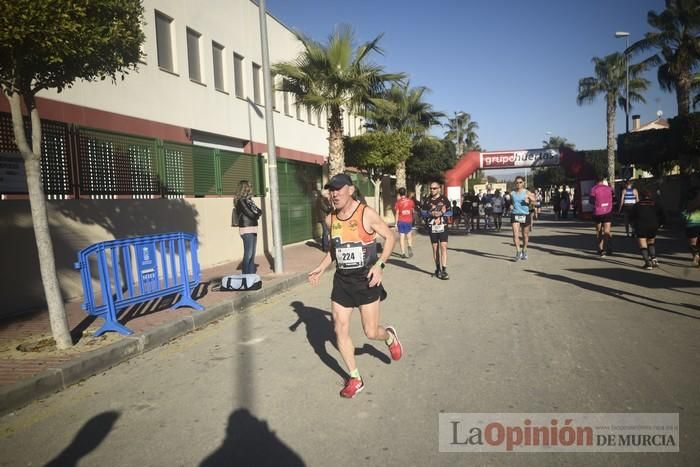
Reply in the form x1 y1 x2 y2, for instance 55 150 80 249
444 147 595 192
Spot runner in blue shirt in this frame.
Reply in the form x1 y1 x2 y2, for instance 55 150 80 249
510 176 537 260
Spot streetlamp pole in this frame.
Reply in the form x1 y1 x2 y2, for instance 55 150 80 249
615 32 630 133
258 0 284 273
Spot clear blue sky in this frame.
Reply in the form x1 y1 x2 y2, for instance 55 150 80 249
266 0 676 153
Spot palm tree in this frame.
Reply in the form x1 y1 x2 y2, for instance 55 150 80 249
444 112 479 155
272 25 405 176
629 0 700 117
366 82 443 188
577 52 656 180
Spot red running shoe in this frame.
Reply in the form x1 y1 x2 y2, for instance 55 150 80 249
340 377 364 398
385 326 403 361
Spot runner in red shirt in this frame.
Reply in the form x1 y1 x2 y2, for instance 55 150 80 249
394 187 416 258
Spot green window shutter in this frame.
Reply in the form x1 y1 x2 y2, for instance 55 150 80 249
76 128 158 196
162 142 193 196
192 146 217 196
219 150 264 196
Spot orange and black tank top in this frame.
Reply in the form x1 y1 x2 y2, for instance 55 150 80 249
331 203 378 275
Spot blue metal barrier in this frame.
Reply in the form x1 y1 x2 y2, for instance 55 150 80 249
75 232 204 336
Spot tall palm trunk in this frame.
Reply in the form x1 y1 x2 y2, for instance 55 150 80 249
9 92 72 349
328 107 345 176
677 71 691 117
395 160 406 189
606 94 617 182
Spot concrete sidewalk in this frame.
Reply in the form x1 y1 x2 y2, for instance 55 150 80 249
0 240 326 415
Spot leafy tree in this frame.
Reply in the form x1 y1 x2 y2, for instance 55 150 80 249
365 82 443 188
344 131 412 212
406 137 457 189
542 135 576 150
577 52 657 181
0 0 145 348
533 135 577 187
630 0 700 117
272 25 404 176
444 112 480 154
532 166 569 188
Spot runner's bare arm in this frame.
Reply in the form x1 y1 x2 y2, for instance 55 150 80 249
527 191 537 204
364 206 395 287
308 214 333 286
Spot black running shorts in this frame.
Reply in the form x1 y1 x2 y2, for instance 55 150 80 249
510 213 531 226
429 230 449 243
636 230 657 239
331 271 387 309
593 213 613 224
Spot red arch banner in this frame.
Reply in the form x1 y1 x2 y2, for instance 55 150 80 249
444 147 594 190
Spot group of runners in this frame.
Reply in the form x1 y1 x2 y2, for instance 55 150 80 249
308 172 700 399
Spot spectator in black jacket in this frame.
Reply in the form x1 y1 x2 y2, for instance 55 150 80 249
630 189 666 270
235 180 262 274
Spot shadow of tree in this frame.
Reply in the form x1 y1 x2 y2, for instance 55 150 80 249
45 411 120 467
200 408 305 467
447 247 514 262
567 267 700 296
526 269 699 320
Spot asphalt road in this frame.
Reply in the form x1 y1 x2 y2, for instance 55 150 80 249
1 216 698 466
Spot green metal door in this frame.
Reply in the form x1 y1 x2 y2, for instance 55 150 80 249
278 159 322 245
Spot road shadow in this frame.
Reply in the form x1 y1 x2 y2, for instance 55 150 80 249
45 411 120 467
568 268 700 296
525 243 637 267
448 247 514 262
526 270 699 320
388 258 434 276
288 301 390 381
200 408 305 467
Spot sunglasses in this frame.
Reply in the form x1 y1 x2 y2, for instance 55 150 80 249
430 186 440 190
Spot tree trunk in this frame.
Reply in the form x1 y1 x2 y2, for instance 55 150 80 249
677 72 691 118
372 178 382 214
327 107 345 176
606 94 617 182
395 160 406 189
7 92 72 349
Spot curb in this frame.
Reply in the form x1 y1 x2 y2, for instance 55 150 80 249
0 272 309 416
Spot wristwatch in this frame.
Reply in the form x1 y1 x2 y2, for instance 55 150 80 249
376 259 386 269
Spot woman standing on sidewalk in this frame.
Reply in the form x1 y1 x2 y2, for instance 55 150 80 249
235 180 262 274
